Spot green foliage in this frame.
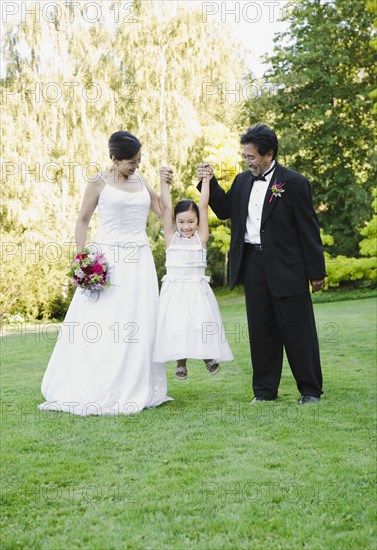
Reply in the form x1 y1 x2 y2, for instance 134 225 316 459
211 224 231 254
0 232 74 321
181 123 241 286
42 287 75 321
323 191 377 287
325 254 376 288
149 234 167 288
3 0 375 316
244 0 376 256
320 229 334 248
206 241 227 288
1 1 247 318
359 189 377 257
367 0 377 114
311 286 377 303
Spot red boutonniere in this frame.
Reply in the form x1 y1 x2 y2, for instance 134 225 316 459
269 180 285 203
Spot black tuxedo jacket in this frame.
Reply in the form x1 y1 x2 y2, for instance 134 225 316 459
198 162 326 297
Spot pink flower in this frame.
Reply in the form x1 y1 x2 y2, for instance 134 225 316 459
67 247 112 297
75 253 88 261
269 180 285 203
92 263 104 274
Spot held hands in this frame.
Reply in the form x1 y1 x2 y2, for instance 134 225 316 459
311 278 326 293
197 163 214 182
160 166 174 185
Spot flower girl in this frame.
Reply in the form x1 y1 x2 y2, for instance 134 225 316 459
153 168 233 379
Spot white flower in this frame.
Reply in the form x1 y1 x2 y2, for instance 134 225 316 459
74 268 85 278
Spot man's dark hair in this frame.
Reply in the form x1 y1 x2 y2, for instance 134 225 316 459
240 124 279 160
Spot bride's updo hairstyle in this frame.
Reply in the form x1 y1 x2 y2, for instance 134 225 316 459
108 131 141 160
174 200 200 221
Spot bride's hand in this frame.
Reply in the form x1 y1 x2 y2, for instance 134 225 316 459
160 166 174 185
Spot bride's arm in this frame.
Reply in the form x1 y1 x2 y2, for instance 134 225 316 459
139 174 164 216
140 170 173 216
75 175 104 252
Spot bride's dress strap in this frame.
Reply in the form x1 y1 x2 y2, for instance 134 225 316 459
137 173 145 191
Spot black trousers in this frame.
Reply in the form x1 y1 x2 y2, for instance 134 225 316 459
242 246 323 399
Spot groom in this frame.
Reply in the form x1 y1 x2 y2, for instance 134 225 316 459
197 124 326 404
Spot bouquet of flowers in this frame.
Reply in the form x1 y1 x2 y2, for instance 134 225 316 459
67 247 112 297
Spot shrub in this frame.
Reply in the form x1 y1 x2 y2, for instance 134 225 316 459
325 254 377 288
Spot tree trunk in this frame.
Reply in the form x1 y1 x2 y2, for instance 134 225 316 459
224 252 228 287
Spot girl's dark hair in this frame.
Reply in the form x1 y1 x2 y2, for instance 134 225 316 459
108 131 141 160
174 200 199 220
240 124 279 160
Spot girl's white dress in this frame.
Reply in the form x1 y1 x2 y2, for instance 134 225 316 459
153 232 233 363
39 176 172 416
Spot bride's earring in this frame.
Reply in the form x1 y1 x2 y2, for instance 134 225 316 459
110 157 118 172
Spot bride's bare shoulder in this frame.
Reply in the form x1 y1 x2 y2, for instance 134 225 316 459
87 172 108 187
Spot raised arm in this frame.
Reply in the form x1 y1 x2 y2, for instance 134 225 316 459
159 166 175 246
197 163 233 220
198 172 210 245
75 174 104 252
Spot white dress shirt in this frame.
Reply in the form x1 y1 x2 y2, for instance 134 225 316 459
244 161 276 244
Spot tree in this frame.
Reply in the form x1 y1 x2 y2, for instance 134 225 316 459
359 189 377 257
243 0 376 256
180 123 242 286
367 0 377 114
318 191 377 288
1 0 248 317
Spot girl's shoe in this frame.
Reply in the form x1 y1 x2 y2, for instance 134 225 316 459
175 365 188 380
205 359 220 375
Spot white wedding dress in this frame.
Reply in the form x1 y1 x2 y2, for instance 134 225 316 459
39 175 173 416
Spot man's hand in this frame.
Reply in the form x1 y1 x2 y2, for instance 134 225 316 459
311 278 326 293
160 166 174 185
197 163 214 181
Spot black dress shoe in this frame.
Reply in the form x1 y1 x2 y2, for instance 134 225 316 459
299 395 320 405
250 397 274 403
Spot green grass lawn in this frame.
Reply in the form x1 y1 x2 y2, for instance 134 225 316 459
1 298 376 549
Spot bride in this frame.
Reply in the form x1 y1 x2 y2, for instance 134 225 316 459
39 131 173 416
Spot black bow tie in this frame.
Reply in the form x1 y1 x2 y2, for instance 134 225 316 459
252 164 275 182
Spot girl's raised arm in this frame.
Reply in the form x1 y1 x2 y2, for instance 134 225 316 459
198 172 210 245
160 167 175 246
